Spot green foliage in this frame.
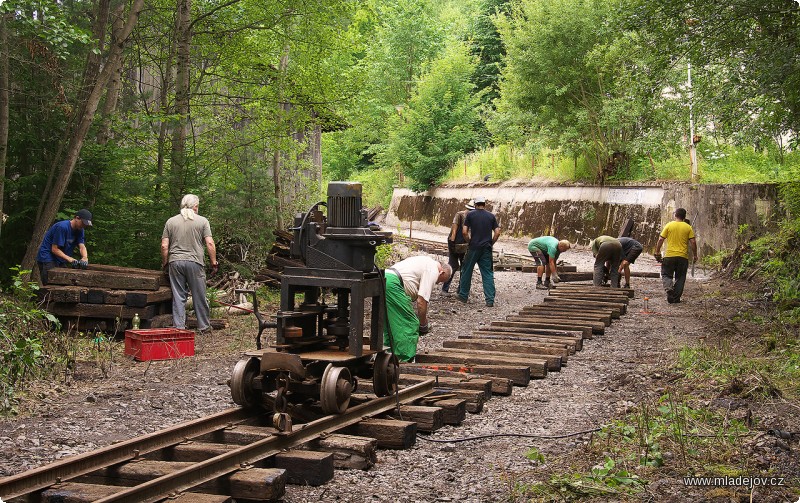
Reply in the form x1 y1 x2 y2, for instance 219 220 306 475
524 447 545 464
0 268 60 414
373 244 396 270
596 393 749 473
467 0 511 108
525 457 645 499
379 43 483 191
490 0 668 175
348 165 398 210
632 0 800 139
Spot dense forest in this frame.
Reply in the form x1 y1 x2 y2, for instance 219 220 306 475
0 0 798 283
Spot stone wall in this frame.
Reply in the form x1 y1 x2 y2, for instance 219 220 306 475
384 182 783 256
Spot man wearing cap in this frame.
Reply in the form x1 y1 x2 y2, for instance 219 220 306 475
162 194 218 334
36 209 93 284
442 200 474 293
590 235 623 288
457 196 500 307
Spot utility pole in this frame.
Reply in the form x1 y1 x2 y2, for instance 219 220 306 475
688 61 698 182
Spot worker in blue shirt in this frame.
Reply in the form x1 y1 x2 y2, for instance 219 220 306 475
36 209 93 284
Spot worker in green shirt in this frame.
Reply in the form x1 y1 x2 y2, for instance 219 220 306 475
590 235 623 288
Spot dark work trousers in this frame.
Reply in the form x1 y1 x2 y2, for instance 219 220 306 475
37 261 60 285
442 241 465 292
168 260 211 330
593 241 622 288
661 256 689 302
457 245 495 304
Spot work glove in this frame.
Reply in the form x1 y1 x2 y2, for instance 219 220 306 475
78 259 88 269
418 323 430 335
551 271 560 283
211 262 219 275
654 253 663 263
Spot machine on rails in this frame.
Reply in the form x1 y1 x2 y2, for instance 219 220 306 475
228 182 398 420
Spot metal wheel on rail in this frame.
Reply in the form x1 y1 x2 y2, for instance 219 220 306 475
320 364 352 414
372 351 398 397
230 357 261 408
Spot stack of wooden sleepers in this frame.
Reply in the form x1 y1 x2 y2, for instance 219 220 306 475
39 264 172 332
357 284 633 429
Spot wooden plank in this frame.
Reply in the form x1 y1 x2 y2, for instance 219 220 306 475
444 340 570 362
549 288 632 301
504 316 604 335
82 461 285 501
416 398 466 424
399 374 493 399
41 483 231 503
554 272 594 282
401 361 529 386
125 286 173 307
462 333 577 354
147 441 236 462
398 365 513 396
548 291 630 304
40 286 87 304
542 296 626 315
552 284 635 298
306 434 377 470
272 450 334 486
387 405 444 432
47 268 161 291
48 303 156 320
415 351 547 379
347 418 417 449
491 320 593 339
521 305 616 320
433 347 560 372
473 329 583 350
477 322 593 342
512 310 611 327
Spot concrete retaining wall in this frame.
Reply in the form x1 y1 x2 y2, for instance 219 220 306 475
385 182 782 256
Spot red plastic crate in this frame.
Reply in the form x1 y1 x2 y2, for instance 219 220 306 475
124 328 195 361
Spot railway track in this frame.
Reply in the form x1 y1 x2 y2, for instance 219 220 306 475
0 382 433 502
2 284 633 502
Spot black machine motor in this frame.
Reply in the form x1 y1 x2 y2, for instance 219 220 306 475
290 181 390 272
229 181 397 416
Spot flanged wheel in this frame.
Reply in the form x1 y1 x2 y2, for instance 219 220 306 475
320 364 352 414
230 357 261 408
372 352 398 397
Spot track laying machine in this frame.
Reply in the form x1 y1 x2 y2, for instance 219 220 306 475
228 182 398 417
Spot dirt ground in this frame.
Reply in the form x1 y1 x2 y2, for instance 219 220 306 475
1 233 798 502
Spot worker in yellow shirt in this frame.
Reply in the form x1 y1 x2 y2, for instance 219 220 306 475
653 208 697 304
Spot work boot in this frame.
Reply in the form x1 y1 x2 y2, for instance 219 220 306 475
536 281 548 290
544 279 554 289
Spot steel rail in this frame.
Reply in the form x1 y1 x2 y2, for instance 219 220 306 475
93 379 434 503
0 407 253 500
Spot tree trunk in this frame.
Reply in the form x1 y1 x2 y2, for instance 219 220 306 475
170 0 191 203
21 0 146 275
271 45 289 229
88 7 125 207
155 33 177 198
0 13 10 237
